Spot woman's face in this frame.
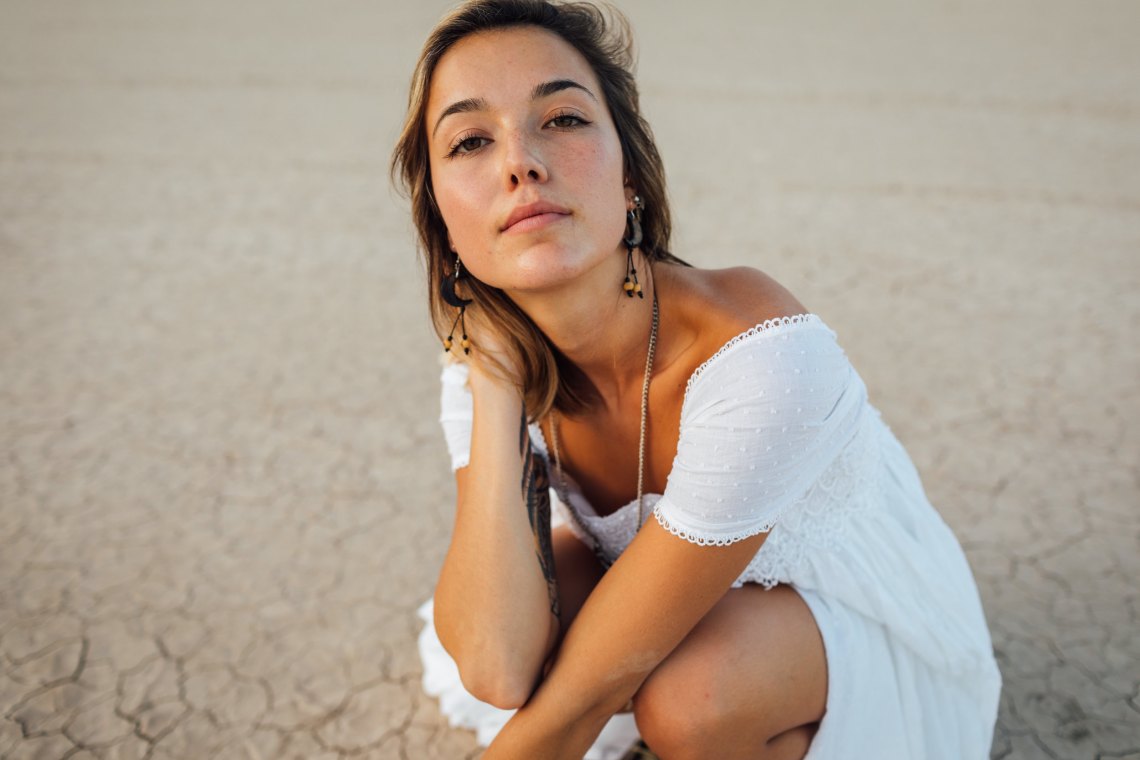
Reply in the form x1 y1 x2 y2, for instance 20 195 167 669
425 26 628 294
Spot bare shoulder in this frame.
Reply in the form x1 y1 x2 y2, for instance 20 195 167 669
704 265 808 323
661 264 809 354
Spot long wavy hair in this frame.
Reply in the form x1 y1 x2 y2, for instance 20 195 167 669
391 0 687 420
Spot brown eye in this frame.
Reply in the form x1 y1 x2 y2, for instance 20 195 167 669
547 112 589 129
447 133 489 157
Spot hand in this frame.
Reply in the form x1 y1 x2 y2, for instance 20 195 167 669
452 307 521 393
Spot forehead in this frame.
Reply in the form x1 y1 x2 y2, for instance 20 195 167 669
426 26 601 121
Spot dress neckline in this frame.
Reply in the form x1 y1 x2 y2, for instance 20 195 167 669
532 313 829 520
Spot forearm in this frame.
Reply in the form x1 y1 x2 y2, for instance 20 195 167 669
480 611 641 758
483 695 615 760
434 367 559 703
482 589 640 758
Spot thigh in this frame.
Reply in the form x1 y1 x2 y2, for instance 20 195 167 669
633 583 828 750
551 524 606 635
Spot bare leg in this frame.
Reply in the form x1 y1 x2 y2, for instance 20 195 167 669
539 524 606 679
765 722 819 760
551 525 606 628
632 584 827 759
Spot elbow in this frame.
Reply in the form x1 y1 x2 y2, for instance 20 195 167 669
439 635 543 710
435 610 556 711
458 665 534 710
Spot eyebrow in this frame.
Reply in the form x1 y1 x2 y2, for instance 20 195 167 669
432 97 489 139
531 78 597 102
431 79 598 138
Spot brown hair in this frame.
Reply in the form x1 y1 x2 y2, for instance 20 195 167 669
391 0 686 420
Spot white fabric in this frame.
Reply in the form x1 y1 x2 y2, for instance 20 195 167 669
426 315 1002 759
439 357 475 472
653 314 860 546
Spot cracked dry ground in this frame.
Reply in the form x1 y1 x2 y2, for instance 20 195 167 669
1 1 1138 759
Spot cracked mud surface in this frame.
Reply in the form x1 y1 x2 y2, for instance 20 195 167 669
1 1 1137 758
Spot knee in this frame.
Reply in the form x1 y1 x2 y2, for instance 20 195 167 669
632 666 732 759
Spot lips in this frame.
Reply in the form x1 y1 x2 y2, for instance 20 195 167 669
501 201 571 232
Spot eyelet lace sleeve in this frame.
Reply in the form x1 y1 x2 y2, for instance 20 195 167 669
653 319 865 546
438 360 474 471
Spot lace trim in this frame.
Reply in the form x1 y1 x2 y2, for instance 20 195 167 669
682 314 825 398
558 410 883 586
741 411 882 588
653 410 881 585
527 315 829 526
652 502 778 547
528 422 550 458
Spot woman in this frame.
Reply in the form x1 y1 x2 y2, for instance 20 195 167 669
392 1 1002 758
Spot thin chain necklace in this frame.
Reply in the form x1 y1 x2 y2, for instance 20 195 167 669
547 290 659 567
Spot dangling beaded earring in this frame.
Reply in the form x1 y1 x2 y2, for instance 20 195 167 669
622 195 645 298
440 256 473 354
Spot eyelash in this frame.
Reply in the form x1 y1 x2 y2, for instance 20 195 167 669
444 111 592 158
445 131 487 158
547 110 590 130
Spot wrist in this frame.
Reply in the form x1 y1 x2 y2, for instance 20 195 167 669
468 361 521 401
484 698 613 760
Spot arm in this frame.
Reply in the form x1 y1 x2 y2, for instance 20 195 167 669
483 518 770 758
484 320 858 755
433 364 561 708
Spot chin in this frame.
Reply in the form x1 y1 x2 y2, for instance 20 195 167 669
499 241 603 293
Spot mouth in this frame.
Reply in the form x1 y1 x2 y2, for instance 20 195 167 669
501 202 571 233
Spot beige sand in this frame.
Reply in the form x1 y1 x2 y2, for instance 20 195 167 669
1 1 1137 757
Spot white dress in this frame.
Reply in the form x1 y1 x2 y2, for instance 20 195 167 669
418 313 1002 759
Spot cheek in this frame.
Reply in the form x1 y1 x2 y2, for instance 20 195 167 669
432 170 488 247
561 139 627 234
568 135 623 184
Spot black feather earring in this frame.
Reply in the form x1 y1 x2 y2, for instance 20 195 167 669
622 195 644 298
441 256 473 354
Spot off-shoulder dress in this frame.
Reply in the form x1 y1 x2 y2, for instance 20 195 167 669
417 313 1002 759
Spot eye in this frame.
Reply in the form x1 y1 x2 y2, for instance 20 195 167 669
446 132 489 158
547 111 590 129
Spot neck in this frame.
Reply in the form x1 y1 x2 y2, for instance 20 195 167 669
507 247 658 413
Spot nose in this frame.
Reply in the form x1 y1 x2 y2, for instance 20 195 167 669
502 131 548 188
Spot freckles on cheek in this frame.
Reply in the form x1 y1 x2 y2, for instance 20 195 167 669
563 140 624 202
570 140 610 172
